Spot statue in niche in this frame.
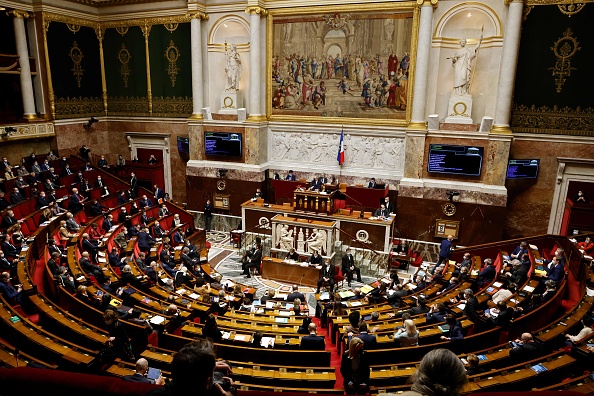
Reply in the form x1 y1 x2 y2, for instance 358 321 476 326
278 224 294 251
225 43 242 91
306 229 327 255
450 33 483 95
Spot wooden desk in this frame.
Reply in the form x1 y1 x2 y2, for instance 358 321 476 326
261 257 320 287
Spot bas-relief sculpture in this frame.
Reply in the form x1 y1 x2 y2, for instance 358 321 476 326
273 223 331 255
269 131 405 171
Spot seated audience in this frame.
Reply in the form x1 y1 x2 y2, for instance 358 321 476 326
509 332 544 360
300 322 325 350
464 354 486 376
440 314 464 343
0 271 22 303
394 319 419 346
565 316 593 346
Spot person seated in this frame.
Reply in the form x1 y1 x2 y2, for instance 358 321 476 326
79 251 107 283
509 332 544 360
238 297 253 312
137 228 155 253
348 322 376 350
437 277 460 296
120 264 141 287
74 285 101 307
59 220 74 241
300 322 325 350
540 280 557 303
367 177 377 188
506 253 531 285
0 271 22 303
116 191 129 206
1 210 18 230
308 250 322 265
259 289 275 305
374 204 389 218
108 247 125 268
387 283 408 307
542 256 564 285
88 222 102 241
394 319 419 347
464 354 486 376
242 243 262 278
158 204 169 217
202 313 223 341
285 248 299 261
57 266 76 291
393 239 408 255
128 223 141 238
152 220 166 239
316 260 335 293
426 302 448 324
408 296 430 315
476 258 495 289
565 316 593 346
0 192 10 211
578 237 594 255
251 188 263 201
440 314 464 343
574 190 588 203
97 155 109 169
81 233 100 259
102 214 114 233
123 358 164 384
1 235 19 261
139 194 154 209
285 170 296 181
148 154 158 165
9 187 23 204
487 301 513 330
510 241 528 260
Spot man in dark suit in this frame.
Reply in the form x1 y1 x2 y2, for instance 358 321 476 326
374 204 389 218
102 214 114 233
0 272 22 303
287 284 306 303
309 178 321 191
383 196 394 214
507 253 531 285
27 171 40 186
130 172 138 198
79 251 106 283
425 302 448 324
463 289 485 329
543 256 564 285
0 251 17 276
48 239 64 258
47 252 62 277
510 241 528 260
1 235 19 261
117 191 128 206
153 184 165 202
476 258 496 289
0 192 10 211
300 323 325 350
204 199 213 232
342 248 362 286
509 333 544 360
367 178 376 188
139 195 153 209
60 163 73 177
94 176 104 189
153 220 166 238
108 247 124 268
1 210 18 230
44 178 59 191
137 229 155 253
65 212 80 232
243 244 262 278
35 191 50 210
10 188 23 205
69 188 85 214
349 323 377 350
123 358 163 384
81 233 100 260
316 260 335 293
285 170 296 181
433 235 454 272
488 301 513 330
318 174 328 185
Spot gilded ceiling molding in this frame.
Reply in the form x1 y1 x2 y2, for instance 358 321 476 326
101 15 192 29
524 0 593 5
511 104 594 136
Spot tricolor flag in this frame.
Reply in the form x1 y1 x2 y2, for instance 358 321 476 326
337 129 345 165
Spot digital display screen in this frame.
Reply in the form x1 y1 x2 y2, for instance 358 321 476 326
428 144 484 176
507 159 540 179
204 132 242 157
177 137 189 154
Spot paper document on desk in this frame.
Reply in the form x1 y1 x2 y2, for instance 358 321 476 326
457 303 466 310
176 288 187 294
319 292 330 300
349 301 362 307
150 315 165 325
361 285 374 294
275 317 288 323
523 285 535 292
339 291 355 298
188 293 200 300
529 244 538 251
221 332 231 340
261 337 275 348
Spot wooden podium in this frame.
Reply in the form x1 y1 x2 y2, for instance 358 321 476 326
294 189 335 215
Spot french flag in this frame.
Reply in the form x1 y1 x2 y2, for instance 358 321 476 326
337 129 345 165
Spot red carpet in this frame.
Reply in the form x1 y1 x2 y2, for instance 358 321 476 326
312 317 344 390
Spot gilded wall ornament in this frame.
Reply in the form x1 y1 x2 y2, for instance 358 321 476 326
69 41 85 88
549 28 580 93
67 23 81 33
557 3 586 16
164 22 179 33
116 26 129 36
511 103 594 135
118 43 131 88
165 40 180 87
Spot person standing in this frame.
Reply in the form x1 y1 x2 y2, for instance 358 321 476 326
342 248 362 286
204 199 213 232
433 235 454 273
130 172 138 198
340 337 370 395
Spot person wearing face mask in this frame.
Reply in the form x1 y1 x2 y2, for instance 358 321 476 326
14 176 29 191
95 310 135 369
35 191 50 210
0 252 17 277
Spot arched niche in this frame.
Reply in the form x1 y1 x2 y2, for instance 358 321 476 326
434 2 502 46
208 15 250 50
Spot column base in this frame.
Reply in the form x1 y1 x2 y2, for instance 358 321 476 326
407 121 427 130
23 113 39 121
246 114 267 122
490 125 513 135
189 113 204 120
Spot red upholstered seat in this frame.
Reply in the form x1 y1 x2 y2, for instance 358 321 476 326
334 267 345 288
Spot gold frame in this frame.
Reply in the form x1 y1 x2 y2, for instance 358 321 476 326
266 2 419 127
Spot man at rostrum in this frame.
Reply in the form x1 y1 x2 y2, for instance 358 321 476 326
316 260 335 293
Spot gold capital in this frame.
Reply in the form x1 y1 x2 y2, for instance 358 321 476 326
95 26 105 41
407 121 428 131
245 6 268 16
416 0 438 7
187 11 209 20
9 10 30 19
490 125 513 135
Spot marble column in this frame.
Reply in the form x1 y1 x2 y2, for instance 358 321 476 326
492 0 523 135
409 0 436 130
246 6 267 121
12 11 37 120
189 12 208 119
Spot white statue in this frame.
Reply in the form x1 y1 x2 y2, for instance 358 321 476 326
279 224 294 251
306 229 327 255
451 34 483 95
225 43 242 91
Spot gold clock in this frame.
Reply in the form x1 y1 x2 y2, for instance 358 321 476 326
217 180 227 191
442 202 456 216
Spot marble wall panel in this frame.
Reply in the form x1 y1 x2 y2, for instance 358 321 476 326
189 124 205 161
504 138 594 239
0 138 56 167
403 134 426 179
